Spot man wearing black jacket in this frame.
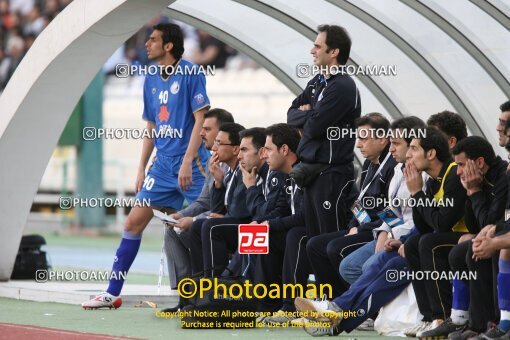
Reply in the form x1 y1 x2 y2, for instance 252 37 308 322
403 127 468 337
189 126 284 277
182 122 247 276
287 24 360 237
201 127 284 277
419 136 508 338
248 124 307 318
307 113 396 297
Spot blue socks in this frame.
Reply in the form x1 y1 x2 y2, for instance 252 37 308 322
498 259 510 332
106 231 142 296
451 279 469 325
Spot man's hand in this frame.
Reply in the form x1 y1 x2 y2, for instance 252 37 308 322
375 231 388 252
170 213 183 220
174 217 193 232
298 104 311 111
404 162 423 195
348 227 358 235
462 159 483 196
209 153 224 188
240 165 257 188
458 233 476 243
135 169 145 194
475 224 496 241
384 239 402 252
472 235 497 260
398 244 405 258
208 212 224 219
178 160 193 191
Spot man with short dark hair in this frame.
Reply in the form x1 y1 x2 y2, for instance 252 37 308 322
82 23 211 309
307 113 396 298
427 111 468 149
251 124 307 318
403 127 468 337
200 127 285 278
181 122 246 276
419 136 508 338
497 101 510 148
163 108 234 291
293 117 428 337
287 24 360 239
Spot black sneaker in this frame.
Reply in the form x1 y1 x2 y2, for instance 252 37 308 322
482 326 508 340
160 301 184 313
448 325 478 340
420 318 465 339
471 324 507 340
494 330 510 340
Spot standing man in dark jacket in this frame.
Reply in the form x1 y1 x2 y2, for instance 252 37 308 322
287 24 360 237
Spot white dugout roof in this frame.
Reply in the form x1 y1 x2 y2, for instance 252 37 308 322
0 0 508 279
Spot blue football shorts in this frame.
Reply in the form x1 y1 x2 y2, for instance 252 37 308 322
135 148 210 210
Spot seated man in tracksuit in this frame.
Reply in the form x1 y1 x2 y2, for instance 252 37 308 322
447 119 510 340
471 205 510 339
293 126 465 337
196 126 284 277
295 226 419 337
248 124 307 319
291 116 427 336
403 126 468 337
181 122 248 276
163 108 234 290
427 110 468 150
306 112 396 298
421 136 508 339
219 128 286 281
339 116 427 286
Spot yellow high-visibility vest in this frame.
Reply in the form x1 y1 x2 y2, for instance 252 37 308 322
433 162 467 232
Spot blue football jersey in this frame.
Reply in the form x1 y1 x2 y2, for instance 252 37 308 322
142 59 210 157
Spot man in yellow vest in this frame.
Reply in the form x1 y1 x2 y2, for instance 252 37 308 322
402 126 468 337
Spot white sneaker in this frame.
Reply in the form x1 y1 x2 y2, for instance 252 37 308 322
81 292 122 310
290 317 308 327
261 309 296 325
404 321 431 337
302 318 340 337
294 297 343 324
416 320 443 337
356 318 375 331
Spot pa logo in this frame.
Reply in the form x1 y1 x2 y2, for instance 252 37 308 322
113 256 118 263
323 201 331 210
271 177 278 186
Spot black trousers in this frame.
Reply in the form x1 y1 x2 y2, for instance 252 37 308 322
252 227 310 312
180 218 206 275
180 217 249 276
404 232 464 321
253 230 287 312
466 245 500 331
304 166 357 237
281 227 310 311
201 217 250 277
307 231 373 297
449 240 499 331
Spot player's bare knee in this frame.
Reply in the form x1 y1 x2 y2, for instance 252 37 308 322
124 214 148 234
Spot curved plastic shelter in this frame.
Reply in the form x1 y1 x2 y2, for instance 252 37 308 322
0 0 508 280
